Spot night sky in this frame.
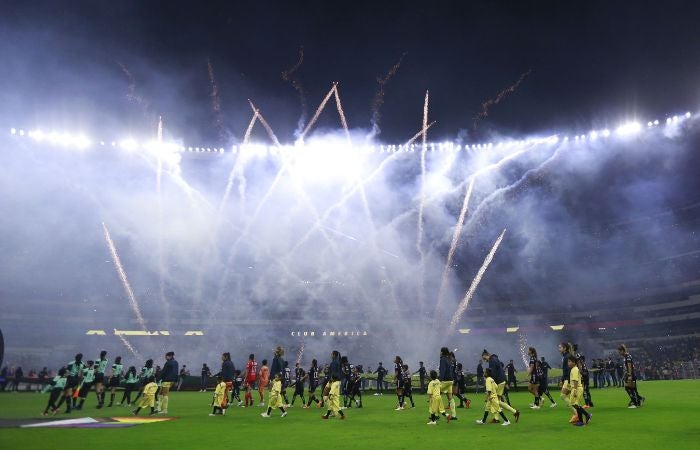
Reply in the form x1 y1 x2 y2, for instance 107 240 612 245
2 1 700 143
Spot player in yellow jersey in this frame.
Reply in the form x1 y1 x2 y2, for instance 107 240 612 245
476 368 512 426
210 375 227 416
568 355 591 426
261 373 287 418
133 376 158 416
426 370 444 425
322 374 345 420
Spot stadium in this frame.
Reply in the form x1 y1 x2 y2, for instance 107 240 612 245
1 1 699 449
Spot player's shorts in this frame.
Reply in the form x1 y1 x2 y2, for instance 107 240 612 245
108 376 121 388
246 377 256 387
496 381 506 396
539 379 549 392
160 381 174 389
78 382 93 398
440 380 453 394
94 372 105 384
529 374 540 385
308 382 317 393
65 375 79 389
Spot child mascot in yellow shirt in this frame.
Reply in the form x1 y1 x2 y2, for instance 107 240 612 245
568 355 592 426
426 370 447 425
210 375 227 416
322 375 345 420
476 368 512 426
133 376 158 416
261 373 287 418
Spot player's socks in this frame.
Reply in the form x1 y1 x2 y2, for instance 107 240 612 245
503 391 512 406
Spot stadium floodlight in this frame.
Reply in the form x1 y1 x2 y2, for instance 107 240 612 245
457 328 471 334
589 131 598 140
616 122 642 136
72 134 91 149
686 112 691 118
506 327 519 333
666 117 672 124
654 120 659 125
28 129 44 141
550 325 565 331
10 128 16 135
602 129 611 137
19 129 25 136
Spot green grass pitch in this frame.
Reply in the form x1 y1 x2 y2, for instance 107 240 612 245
1 380 698 449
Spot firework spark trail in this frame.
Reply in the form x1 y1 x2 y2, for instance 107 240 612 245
249 100 282 147
296 340 305 365
116 333 141 359
207 58 227 142
369 53 406 137
463 144 563 234
217 111 258 216
404 121 436 147
333 85 352 144
286 122 437 258
447 228 506 335
518 331 529 368
242 110 260 145
434 177 475 319
281 46 307 135
117 62 150 111
416 90 430 312
299 84 337 142
155 116 167 313
102 222 146 329
473 69 532 130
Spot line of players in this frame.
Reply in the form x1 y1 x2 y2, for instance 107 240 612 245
39 342 645 424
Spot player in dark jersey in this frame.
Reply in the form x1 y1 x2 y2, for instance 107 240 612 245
558 342 573 402
401 364 414 408
393 356 403 409
291 363 307 407
618 344 645 408
305 359 322 408
43 367 68 415
527 347 543 409
340 356 351 408
572 344 593 408
232 370 243 405
454 363 471 408
94 350 108 408
282 361 292 406
120 366 139 406
374 362 387 395
107 356 123 407
347 365 363 408
539 356 557 407
62 353 85 413
506 360 517 391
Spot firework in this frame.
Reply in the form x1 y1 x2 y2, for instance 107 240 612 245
102 222 146 329
404 121 436 147
155 116 167 314
434 177 475 319
299 84 337 142
447 228 506 335
473 69 532 130
249 100 282 147
281 46 307 134
518 331 529 368
117 62 150 112
116 333 141 359
207 58 227 142
370 53 406 137
333 84 351 143
296 340 305 365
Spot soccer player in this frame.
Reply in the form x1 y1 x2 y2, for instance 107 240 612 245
157 351 178 414
220 352 235 409
374 362 387 395
93 350 108 408
304 359 321 408
347 365 363 408
401 364 414 408
76 360 95 410
200 363 211 392
482 350 520 422
62 353 85 413
261 373 287 418
341 356 351 407
282 361 292 406
527 347 543 409
43 367 67 416
243 354 258 407
120 366 139 406
539 356 557 407
393 355 403 408
133 359 154 403
476 368 511 426
291 362 306 407
618 344 645 408
506 360 517 391
567 355 591 426
258 359 269 406
107 356 123 407
426 370 443 425
210 375 227 416
133 375 158 416
454 363 471 408
232 370 243 406
322 374 345 420
558 342 573 403
572 345 593 408
439 347 456 420
270 346 285 381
